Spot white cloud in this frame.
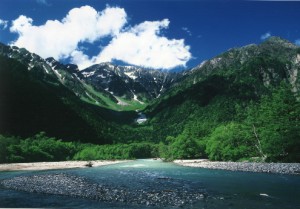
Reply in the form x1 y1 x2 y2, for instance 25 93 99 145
182 27 192 36
10 5 191 70
95 19 191 69
70 50 95 69
261 32 271 40
0 19 8 29
295 39 300 46
10 5 127 61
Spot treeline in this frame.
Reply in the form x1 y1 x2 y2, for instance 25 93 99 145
0 132 159 163
1 83 299 164
158 83 300 162
0 132 78 163
0 54 151 145
74 143 158 160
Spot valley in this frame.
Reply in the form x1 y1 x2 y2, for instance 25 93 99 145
0 36 300 163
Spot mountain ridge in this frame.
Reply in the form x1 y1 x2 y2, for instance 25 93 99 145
1 36 299 114
153 36 299 100
1 36 299 162
0 42 186 111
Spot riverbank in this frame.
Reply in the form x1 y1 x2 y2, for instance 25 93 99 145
0 160 129 171
174 159 300 175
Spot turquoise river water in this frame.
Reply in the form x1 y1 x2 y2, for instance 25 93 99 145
0 159 299 208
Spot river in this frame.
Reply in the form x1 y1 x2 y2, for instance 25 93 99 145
0 159 299 208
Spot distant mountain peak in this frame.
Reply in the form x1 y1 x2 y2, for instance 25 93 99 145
263 36 297 49
80 61 179 100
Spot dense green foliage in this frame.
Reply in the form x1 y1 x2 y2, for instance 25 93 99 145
74 142 158 160
244 83 300 162
0 132 79 163
0 55 100 142
204 83 300 162
205 122 256 161
145 38 300 162
1 38 300 163
158 135 203 161
152 80 300 162
0 55 153 144
0 133 159 163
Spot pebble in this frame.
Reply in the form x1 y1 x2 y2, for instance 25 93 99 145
174 160 300 175
0 173 207 207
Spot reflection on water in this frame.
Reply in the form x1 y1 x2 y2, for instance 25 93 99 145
120 163 147 167
0 159 300 209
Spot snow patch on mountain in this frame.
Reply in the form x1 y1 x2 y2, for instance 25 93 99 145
43 65 49 74
116 98 129 106
28 63 34 71
136 112 147 124
82 71 96 78
124 71 137 80
132 91 144 104
52 68 62 79
97 74 106 78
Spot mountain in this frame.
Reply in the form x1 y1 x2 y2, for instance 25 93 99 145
145 37 300 161
1 37 299 162
0 43 178 111
0 43 98 108
147 37 300 136
79 62 179 109
0 53 99 142
165 36 300 98
0 43 149 144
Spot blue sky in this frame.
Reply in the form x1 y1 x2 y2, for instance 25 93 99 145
0 0 300 70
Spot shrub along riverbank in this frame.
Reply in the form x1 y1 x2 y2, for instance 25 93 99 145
0 132 159 163
1 112 300 164
1 83 300 165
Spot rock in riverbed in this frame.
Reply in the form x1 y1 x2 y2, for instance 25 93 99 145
0 173 207 207
174 160 300 175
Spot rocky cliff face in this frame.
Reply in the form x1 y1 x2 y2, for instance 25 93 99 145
80 63 178 102
290 53 300 94
176 37 300 97
0 36 299 110
0 43 178 109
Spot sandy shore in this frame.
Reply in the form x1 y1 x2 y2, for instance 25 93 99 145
0 160 129 171
174 159 300 175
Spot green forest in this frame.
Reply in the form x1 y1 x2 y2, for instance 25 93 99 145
158 83 300 162
0 38 300 163
1 82 299 163
0 132 158 163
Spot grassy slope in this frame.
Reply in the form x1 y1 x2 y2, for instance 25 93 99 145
0 55 147 144
81 83 147 111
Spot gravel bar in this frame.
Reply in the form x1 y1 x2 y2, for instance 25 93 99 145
0 173 207 207
0 160 129 171
174 159 300 175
